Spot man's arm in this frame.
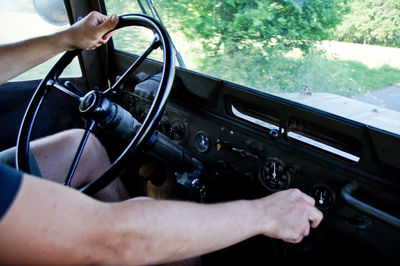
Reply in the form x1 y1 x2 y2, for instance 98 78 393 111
0 174 322 265
0 11 118 85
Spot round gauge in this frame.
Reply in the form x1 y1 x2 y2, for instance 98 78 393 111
259 158 291 192
310 184 336 210
194 131 210 153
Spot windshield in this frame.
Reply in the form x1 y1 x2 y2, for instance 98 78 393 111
105 0 400 135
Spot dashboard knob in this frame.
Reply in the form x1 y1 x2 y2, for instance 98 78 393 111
158 118 170 135
170 123 185 141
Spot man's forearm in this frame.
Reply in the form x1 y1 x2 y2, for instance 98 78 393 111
105 199 262 265
0 33 67 84
0 175 262 265
0 173 321 265
98 187 322 265
0 11 119 85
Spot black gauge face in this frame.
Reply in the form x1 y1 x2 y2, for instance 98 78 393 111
310 184 336 210
194 131 210 152
259 158 291 192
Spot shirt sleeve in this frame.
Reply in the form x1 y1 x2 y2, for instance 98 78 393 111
0 163 23 220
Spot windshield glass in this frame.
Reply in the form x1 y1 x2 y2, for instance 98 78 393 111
105 0 400 135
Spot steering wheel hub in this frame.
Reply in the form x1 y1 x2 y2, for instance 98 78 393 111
79 91 99 113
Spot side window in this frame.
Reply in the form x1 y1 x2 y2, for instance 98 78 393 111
0 0 82 82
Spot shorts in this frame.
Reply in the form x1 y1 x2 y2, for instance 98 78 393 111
0 147 42 177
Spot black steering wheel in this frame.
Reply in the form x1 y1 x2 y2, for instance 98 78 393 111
16 14 176 195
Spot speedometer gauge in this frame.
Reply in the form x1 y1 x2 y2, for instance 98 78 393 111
259 158 291 192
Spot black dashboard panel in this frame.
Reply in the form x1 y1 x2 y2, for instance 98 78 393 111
165 92 400 261
155 95 400 261
110 52 400 262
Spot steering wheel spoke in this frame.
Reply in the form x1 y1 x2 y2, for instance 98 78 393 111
64 120 96 187
105 34 162 96
47 79 82 101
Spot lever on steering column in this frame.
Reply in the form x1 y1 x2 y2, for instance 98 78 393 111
79 90 206 199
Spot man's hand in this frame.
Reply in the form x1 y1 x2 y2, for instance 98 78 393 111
0 11 119 84
60 11 119 51
255 188 323 243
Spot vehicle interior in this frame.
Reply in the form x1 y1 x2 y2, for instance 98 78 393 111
0 0 399 264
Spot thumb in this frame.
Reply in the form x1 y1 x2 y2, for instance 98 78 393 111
97 14 119 38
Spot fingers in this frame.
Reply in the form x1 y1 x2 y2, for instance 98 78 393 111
271 188 323 244
78 12 119 50
301 192 316 206
86 40 105 50
96 13 119 37
310 212 323 228
306 202 323 228
66 11 118 50
102 30 116 42
283 213 314 244
93 13 118 48
292 188 323 229
304 221 311 237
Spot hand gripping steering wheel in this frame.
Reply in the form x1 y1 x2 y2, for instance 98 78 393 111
15 14 175 195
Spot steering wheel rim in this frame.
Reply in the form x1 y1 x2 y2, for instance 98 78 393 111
16 14 176 195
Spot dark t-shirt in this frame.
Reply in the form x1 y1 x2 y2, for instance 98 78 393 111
0 163 23 220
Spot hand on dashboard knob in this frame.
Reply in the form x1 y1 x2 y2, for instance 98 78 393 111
254 188 323 243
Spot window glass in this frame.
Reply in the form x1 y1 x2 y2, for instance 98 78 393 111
105 0 400 135
0 0 82 81
112 26 164 62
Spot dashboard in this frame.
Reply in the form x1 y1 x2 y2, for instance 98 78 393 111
116 76 358 211
159 100 340 208
111 69 400 262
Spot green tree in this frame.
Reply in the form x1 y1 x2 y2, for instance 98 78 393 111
157 0 348 57
335 0 400 47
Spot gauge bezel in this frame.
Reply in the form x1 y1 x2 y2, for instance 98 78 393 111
309 183 336 210
194 131 210 153
258 157 291 192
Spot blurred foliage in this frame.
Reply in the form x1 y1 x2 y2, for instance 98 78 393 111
335 0 400 48
106 0 142 13
200 48 400 96
156 0 348 57
105 0 400 97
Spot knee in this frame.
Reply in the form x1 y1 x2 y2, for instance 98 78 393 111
67 128 102 149
64 129 109 164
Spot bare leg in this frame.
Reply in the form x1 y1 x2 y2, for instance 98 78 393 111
30 129 129 201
